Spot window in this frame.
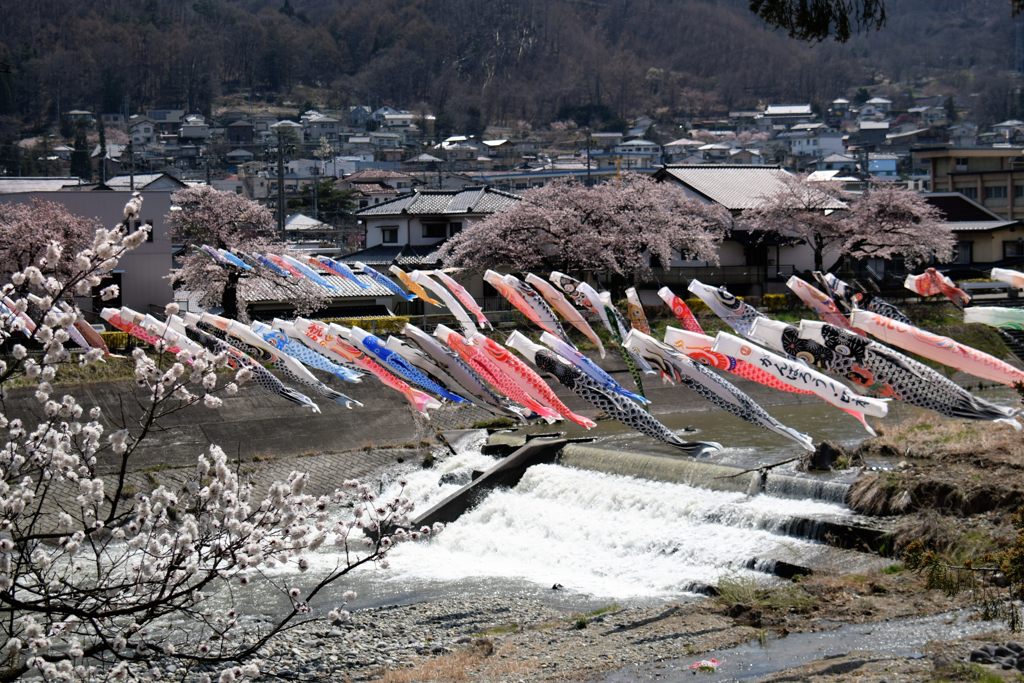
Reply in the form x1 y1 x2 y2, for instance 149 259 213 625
144 219 154 243
381 226 399 244
985 186 1008 200
422 222 447 239
960 187 978 200
1016 185 1024 198
954 157 969 166
448 222 462 236
1004 240 1024 258
954 240 973 265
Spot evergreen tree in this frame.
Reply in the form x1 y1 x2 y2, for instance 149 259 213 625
96 116 107 182
69 126 92 181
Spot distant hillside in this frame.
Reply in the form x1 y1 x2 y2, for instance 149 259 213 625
0 0 1017 135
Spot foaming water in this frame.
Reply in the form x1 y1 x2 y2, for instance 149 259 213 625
350 462 850 600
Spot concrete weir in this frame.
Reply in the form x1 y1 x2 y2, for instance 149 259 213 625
558 440 890 554
559 441 852 503
410 434 570 529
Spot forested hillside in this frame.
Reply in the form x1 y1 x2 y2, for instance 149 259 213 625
0 0 1017 135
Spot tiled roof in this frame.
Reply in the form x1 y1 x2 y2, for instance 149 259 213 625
0 177 87 193
285 213 330 231
238 266 394 303
337 244 441 267
659 165 846 211
356 186 521 217
103 173 185 190
948 221 1018 232
924 193 1018 230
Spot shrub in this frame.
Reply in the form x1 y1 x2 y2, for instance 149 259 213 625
319 314 411 335
761 293 790 312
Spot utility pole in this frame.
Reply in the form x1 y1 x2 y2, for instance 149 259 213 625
585 128 592 187
128 139 135 192
276 142 285 236
312 171 319 220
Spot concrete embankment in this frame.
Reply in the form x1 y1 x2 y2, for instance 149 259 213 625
5 378 494 473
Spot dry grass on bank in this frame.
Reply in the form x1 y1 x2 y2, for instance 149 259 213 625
373 642 537 683
858 417 1024 465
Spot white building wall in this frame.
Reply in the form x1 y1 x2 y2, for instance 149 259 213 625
0 191 175 312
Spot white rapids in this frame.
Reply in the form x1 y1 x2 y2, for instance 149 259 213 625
299 434 853 601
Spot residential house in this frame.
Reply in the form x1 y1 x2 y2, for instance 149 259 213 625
0 190 174 313
100 172 187 192
992 120 1024 141
336 169 419 193
848 120 890 151
654 164 846 291
129 116 157 146
662 138 705 163
867 153 899 179
226 120 255 146
146 109 186 134
252 114 279 142
100 113 125 128
347 186 520 271
370 131 402 150
65 110 95 127
350 182 401 210
906 106 948 128
225 149 255 165
0 177 88 193
761 104 815 129
830 98 851 116
728 149 764 165
90 143 127 180
301 111 341 143
590 132 625 150
924 192 1024 268
913 146 1024 220
610 139 662 169
179 114 210 141
347 105 372 129
864 96 893 116
781 123 845 160
371 106 404 126
270 120 303 143
284 213 341 243
817 153 858 173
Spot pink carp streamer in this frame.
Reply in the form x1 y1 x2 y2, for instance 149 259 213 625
100 308 183 355
786 275 861 334
436 325 560 422
904 268 970 307
293 319 439 415
471 333 596 429
657 286 704 334
264 253 305 278
665 327 815 395
524 273 606 357
483 270 564 339
852 310 1024 387
433 270 492 329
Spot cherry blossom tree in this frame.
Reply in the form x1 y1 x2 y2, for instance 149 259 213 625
168 186 330 320
0 199 102 279
436 174 729 276
741 175 952 271
843 184 954 266
0 217 434 680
